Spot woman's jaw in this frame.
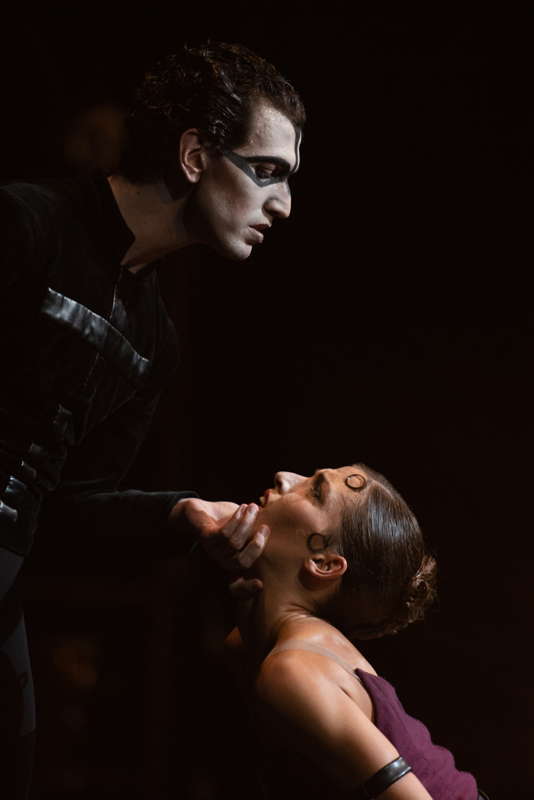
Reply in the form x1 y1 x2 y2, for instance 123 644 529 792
239 466 368 649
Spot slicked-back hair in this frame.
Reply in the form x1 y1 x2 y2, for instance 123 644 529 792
118 41 306 185
327 464 437 639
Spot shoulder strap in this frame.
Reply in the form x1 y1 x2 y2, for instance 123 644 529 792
267 639 363 684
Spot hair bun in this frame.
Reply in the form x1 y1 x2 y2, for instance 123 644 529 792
349 554 438 640
405 555 437 611
387 553 438 635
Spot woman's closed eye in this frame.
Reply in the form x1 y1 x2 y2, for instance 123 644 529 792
310 477 323 503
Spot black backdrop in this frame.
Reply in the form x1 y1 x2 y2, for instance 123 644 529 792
2 6 532 798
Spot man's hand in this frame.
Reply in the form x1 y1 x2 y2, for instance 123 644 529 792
170 498 270 574
170 498 239 531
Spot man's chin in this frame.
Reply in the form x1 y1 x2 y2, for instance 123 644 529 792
223 243 253 261
208 235 253 261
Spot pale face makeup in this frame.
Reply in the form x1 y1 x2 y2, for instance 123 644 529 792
186 101 300 260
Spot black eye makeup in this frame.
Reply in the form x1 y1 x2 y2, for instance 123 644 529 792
223 150 294 186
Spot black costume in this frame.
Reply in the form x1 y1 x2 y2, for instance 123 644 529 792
0 175 197 795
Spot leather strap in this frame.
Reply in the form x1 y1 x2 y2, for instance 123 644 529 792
359 756 412 798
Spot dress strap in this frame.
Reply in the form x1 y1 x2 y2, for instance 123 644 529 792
267 639 363 684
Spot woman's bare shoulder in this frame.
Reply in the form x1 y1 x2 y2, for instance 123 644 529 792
256 647 368 743
256 644 360 713
255 647 432 797
257 645 313 692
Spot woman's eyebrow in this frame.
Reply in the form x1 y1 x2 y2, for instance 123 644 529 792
312 472 331 504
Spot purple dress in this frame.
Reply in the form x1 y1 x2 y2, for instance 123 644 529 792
356 668 478 799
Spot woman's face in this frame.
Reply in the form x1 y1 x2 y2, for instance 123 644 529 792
257 466 367 561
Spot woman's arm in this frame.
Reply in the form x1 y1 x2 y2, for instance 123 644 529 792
256 651 433 799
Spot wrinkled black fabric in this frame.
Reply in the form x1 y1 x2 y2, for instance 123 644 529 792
0 173 197 557
0 173 198 798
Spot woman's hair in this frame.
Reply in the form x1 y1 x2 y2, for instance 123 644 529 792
326 464 437 640
118 41 306 184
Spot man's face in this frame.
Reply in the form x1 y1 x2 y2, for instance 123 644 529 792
186 101 300 260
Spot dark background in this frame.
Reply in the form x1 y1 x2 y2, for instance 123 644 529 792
2 5 532 798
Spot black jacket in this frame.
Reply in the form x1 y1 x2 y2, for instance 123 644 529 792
0 174 196 557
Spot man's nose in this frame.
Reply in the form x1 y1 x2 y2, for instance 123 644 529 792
265 182 291 220
275 471 306 493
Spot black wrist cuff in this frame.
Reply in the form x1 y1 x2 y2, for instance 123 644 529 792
359 756 412 798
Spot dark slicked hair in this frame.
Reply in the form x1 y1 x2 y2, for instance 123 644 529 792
118 41 306 184
325 464 437 640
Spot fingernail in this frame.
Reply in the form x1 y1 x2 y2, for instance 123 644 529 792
247 503 258 515
256 527 268 545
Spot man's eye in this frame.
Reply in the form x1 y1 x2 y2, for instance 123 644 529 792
311 482 322 501
253 165 275 179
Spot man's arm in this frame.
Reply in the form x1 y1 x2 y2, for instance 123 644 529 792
39 385 198 554
40 392 270 572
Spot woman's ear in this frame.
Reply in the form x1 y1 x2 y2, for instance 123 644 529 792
179 128 208 184
304 553 347 583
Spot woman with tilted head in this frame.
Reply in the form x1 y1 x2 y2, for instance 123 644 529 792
190 464 488 799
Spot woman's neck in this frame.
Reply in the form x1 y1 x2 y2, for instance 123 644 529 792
239 573 323 663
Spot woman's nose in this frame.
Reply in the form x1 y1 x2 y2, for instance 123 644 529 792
275 471 306 493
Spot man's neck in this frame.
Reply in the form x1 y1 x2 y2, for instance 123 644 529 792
107 174 193 270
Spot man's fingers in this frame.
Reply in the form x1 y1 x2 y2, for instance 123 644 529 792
187 506 219 536
225 503 259 550
228 576 264 599
200 504 245 555
218 504 246 540
200 503 268 571
236 525 270 569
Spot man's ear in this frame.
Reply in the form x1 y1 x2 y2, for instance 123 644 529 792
180 129 208 184
304 553 347 583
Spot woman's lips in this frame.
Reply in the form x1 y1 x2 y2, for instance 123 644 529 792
259 488 272 506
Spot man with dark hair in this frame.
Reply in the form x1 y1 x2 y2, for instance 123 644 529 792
0 42 304 796
113 42 304 263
